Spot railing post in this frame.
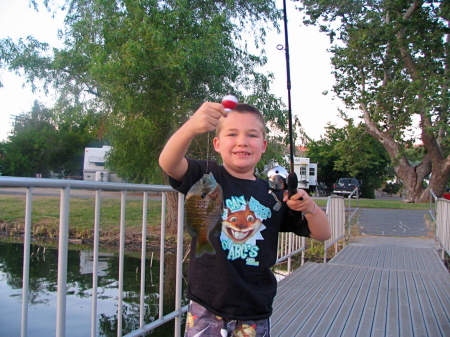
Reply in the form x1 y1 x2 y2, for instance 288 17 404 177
56 186 70 337
91 189 101 337
301 237 305 266
287 233 292 273
117 191 127 337
139 192 148 328
21 187 33 337
159 192 167 319
324 196 346 263
175 193 185 337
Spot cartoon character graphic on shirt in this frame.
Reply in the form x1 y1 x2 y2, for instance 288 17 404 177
220 196 271 266
222 203 263 244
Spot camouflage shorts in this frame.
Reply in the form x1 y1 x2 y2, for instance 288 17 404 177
184 301 271 337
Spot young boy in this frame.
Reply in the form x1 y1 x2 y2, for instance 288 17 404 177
159 102 331 337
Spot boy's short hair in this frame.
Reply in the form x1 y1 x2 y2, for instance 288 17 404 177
216 103 266 139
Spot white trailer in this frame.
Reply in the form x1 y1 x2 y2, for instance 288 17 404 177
83 146 123 183
266 156 318 190
292 157 317 190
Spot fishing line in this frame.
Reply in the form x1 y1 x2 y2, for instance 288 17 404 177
206 132 210 173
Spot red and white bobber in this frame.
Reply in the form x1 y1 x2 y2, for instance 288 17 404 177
221 95 238 112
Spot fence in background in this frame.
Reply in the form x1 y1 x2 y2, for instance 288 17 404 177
346 188 359 236
430 190 450 260
276 232 306 274
324 196 346 262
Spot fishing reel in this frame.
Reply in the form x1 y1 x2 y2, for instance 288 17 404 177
267 166 289 191
267 165 289 211
267 165 300 201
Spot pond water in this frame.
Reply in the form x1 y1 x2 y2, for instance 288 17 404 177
0 239 187 337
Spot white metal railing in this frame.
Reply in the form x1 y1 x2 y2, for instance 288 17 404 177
324 196 347 263
346 188 359 235
276 232 306 273
0 176 186 337
430 189 450 260
0 176 319 337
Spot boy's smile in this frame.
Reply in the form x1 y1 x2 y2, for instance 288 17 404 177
213 112 267 180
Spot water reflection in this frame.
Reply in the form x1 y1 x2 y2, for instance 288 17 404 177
80 251 115 276
0 240 186 337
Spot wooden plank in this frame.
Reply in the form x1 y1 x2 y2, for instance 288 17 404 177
371 270 390 337
385 270 400 337
423 249 450 274
276 262 320 295
273 265 348 337
299 266 362 336
356 268 383 337
322 267 371 336
330 245 449 274
338 268 376 337
405 271 428 336
413 272 445 336
426 273 450 336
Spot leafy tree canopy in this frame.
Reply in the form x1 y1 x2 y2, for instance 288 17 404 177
0 101 102 177
308 115 390 198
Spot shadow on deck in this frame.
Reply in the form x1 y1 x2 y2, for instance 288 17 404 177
271 237 450 337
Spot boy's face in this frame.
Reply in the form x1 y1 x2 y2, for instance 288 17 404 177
213 112 267 180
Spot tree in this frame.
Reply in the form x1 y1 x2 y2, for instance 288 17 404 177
0 101 101 177
299 0 450 202
308 117 391 198
0 0 292 184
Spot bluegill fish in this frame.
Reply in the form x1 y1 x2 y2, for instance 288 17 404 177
185 173 223 257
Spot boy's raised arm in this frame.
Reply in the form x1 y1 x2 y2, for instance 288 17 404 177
159 102 226 181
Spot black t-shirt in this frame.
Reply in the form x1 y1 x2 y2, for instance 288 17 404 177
169 159 310 320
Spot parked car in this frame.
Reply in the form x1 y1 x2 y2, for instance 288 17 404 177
332 178 361 197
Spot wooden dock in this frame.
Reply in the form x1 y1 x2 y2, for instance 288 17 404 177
271 238 450 337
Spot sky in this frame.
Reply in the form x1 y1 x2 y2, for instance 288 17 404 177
0 0 346 142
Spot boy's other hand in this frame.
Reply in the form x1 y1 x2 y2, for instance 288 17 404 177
283 189 315 214
185 102 227 136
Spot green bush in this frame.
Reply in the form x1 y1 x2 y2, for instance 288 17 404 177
382 182 403 195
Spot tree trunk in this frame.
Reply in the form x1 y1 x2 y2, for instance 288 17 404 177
166 191 179 236
394 154 431 203
424 159 450 202
361 103 438 203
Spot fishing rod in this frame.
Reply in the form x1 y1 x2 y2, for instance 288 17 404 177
281 0 298 198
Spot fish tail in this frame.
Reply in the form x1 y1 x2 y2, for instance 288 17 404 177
195 240 216 258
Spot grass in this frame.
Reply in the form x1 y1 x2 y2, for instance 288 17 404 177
313 197 430 210
0 194 432 250
0 195 162 244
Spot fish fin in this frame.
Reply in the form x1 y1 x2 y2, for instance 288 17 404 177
211 220 222 237
186 224 197 238
195 241 216 258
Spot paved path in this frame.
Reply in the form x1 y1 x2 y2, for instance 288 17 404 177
357 208 430 237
